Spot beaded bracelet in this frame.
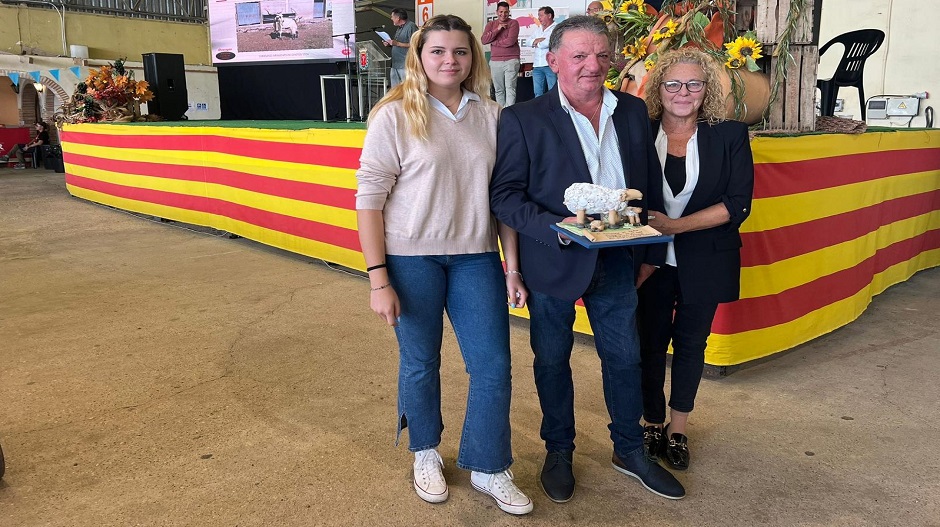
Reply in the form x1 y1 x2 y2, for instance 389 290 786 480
505 270 523 279
370 283 392 292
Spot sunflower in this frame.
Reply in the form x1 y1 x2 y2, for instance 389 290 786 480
622 38 649 59
644 57 656 71
652 20 679 43
619 0 645 12
605 79 617 90
724 56 744 69
724 37 763 61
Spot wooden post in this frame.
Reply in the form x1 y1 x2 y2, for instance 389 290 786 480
764 43 818 131
754 0 820 131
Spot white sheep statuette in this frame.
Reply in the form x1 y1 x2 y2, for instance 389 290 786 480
563 183 644 227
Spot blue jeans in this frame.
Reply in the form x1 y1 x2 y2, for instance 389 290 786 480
531 66 557 98
527 248 644 458
386 252 514 473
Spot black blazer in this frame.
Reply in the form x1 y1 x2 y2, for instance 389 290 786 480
650 119 754 304
490 88 666 302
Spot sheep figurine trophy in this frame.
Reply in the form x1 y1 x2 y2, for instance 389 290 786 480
563 183 644 231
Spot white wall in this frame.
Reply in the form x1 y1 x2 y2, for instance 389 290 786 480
819 0 937 127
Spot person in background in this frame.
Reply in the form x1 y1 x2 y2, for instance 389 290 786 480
638 48 754 471
490 15 684 504
586 1 604 15
356 14 533 516
2 121 49 169
530 6 558 98
384 8 418 88
481 2 521 106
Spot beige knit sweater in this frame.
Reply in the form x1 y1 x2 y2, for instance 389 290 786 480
355 98 501 256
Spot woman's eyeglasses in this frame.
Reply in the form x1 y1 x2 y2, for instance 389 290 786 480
661 80 706 93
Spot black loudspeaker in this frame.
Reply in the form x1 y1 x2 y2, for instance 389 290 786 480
142 53 189 121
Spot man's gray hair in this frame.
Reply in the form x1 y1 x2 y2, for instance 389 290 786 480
548 15 611 53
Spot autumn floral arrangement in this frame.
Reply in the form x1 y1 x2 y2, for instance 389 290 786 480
596 0 767 121
55 58 157 126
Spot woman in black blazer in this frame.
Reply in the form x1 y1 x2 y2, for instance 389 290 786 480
637 48 754 470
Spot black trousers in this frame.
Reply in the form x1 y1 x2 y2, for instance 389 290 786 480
637 265 718 424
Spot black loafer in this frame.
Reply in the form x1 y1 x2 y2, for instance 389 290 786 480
612 449 685 500
540 451 575 503
643 425 664 461
662 428 690 471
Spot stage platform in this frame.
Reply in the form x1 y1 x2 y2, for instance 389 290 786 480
59 121 940 368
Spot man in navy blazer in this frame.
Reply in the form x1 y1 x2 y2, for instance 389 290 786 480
490 16 684 503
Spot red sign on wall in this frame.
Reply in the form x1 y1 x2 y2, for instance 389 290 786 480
417 0 433 24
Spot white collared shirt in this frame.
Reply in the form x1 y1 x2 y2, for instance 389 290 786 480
427 89 480 121
558 87 626 189
654 125 700 266
531 22 556 68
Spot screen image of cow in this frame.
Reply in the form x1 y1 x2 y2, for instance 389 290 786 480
235 0 332 52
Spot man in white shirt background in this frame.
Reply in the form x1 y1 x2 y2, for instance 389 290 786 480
530 6 558 98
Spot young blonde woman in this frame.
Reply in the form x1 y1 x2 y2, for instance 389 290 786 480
355 15 532 515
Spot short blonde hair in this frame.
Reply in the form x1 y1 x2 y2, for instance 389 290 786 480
644 48 725 122
369 15 491 140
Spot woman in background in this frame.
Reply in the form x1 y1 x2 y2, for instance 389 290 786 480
638 48 754 471
355 15 532 515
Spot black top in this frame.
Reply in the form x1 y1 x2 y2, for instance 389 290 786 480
664 154 686 196
36 130 50 145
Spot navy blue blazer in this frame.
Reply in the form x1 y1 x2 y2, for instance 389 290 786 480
490 87 666 302
650 119 754 304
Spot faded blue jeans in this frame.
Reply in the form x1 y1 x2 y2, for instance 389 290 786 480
531 66 557 98
386 252 514 473
526 248 645 459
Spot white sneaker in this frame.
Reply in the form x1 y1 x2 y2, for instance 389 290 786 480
471 469 533 515
413 449 448 503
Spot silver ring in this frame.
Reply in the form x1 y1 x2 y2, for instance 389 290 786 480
649 215 656 220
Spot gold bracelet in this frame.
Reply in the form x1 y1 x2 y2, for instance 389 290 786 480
370 283 392 291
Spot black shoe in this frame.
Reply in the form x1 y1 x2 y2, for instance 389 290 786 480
540 451 575 503
643 425 664 461
612 449 685 500
662 427 690 471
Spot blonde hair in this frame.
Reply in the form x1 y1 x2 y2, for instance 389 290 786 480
369 15 492 140
645 48 726 123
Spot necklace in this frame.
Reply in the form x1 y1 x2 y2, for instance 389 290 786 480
588 97 603 123
438 95 462 115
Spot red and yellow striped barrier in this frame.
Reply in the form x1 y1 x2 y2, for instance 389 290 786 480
61 123 940 366
711 131 940 365
62 123 367 271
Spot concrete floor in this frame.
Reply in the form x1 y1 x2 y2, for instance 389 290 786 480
1 169 938 527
